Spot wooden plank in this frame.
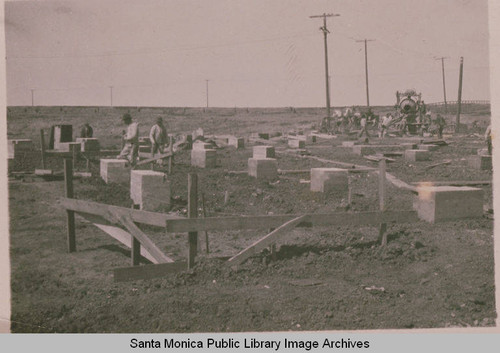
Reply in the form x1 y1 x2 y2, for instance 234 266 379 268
93 223 158 264
40 129 46 169
114 261 187 282
425 160 452 170
109 211 174 264
228 215 308 265
133 151 173 168
384 173 418 193
166 210 418 233
411 180 491 187
60 198 181 227
64 158 76 253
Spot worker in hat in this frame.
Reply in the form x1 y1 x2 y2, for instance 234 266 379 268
117 113 139 165
149 117 168 162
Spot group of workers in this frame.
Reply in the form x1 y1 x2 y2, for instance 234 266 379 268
81 113 168 166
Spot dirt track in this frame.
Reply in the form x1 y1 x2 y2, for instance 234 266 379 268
8 106 496 332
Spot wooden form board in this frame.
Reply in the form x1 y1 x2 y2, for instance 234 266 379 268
166 210 418 233
60 197 181 227
228 215 308 265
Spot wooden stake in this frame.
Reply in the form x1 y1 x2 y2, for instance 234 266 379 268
64 158 76 253
201 192 209 254
72 144 78 170
131 204 141 266
378 158 387 246
188 173 198 269
40 129 46 169
168 136 174 174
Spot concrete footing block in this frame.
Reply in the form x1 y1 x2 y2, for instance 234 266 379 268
352 145 375 156
100 159 129 184
58 142 81 153
192 141 213 151
413 186 483 223
131 170 171 211
310 168 348 192
405 149 430 162
401 143 418 150
253 145 275 159
248 158 277 180
191 149 217 168
288 139 305 149
468 155 492 170
228 136 245 149
76 138 100 152
418 144 439 151
7 139 34 159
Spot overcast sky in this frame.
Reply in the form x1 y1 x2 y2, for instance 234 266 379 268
4 0 491 107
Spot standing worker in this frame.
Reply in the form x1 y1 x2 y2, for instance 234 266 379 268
117 113 139 165
358 113 370 138
379 113 392 138
149 117 168 160
80 123 93 138
435 114 446 139
485 124 492 155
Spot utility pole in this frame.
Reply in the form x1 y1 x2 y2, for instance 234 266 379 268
205 80 209 108
109 86 113 107
435 57 448 113
310 12 340 118
356 39 375 108
456 57 464 133
31 89 34 107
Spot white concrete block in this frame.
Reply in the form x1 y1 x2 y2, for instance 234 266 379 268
228 136 245 149
7 139 33 159
288 139 305 149
191 149 217 168
418 144 439 151
131 170 171 211
76 138 100 152
468 155 492 170
253 146 275 159
413 186 483 223
310 168 348 192
248 158 278 180
100 159 130 184
405 149 430 162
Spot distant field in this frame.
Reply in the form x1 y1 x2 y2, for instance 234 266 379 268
6 105 491 149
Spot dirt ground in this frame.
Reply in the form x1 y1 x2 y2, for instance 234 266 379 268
7 106 496 332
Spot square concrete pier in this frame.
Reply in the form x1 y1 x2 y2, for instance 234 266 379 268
310 168 348 193
288 139 305 149
7 139 33 159
228 136 245 149
248 158 277 180
192 141 213 150
76 138 100 152
58 142 81 153
100 159 129 184
418 144 439 151
191 149 217 168
468 155 492 170
413 185 483 223
352 145 375 156
405 149 430 162
131 170 171 211
253 145 275 159
401 143 418 150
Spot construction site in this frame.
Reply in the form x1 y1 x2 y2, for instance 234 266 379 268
3 0 496 336
6 100 495 332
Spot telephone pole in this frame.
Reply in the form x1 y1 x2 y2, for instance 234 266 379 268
30 89 34 107
356 39 375 108
109 86 113 107
310 12 340 118
205 79 209 108
456 57 464 133
435 57 448 113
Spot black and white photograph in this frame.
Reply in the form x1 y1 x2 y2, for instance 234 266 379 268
1 0 498 337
